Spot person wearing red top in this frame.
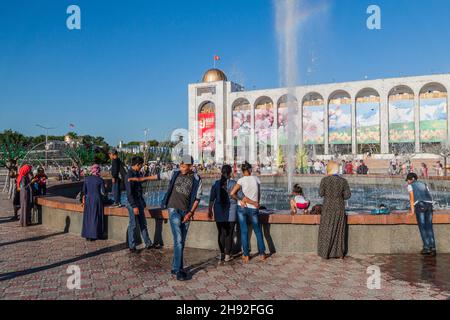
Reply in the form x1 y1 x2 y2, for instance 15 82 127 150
35 167 48 196
344 161 353 174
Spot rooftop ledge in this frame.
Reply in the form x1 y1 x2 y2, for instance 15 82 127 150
36 196 450 226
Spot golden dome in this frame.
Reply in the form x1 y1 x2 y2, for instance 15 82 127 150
202 69 227 83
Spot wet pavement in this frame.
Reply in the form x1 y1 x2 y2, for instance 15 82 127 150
0 193 449 300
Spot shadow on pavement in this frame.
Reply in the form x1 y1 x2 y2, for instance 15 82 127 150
0 243 127 282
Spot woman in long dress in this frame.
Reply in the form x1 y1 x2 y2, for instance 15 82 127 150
17 165 35 227
318 161 351 259
81 164 106 241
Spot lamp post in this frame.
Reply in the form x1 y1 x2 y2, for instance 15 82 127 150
36 124 57 168
143 128 149 163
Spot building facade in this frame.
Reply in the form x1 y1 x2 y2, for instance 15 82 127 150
189 69 450 165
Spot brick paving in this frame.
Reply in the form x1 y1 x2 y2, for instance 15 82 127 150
0 193 449 300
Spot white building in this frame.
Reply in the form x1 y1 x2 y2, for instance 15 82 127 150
189 69 450 165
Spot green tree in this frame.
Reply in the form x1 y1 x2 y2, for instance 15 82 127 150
296 147 308 174
0 130 31 168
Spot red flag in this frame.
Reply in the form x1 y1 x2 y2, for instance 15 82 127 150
214 55 220 61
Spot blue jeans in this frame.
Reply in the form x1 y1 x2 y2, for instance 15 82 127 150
237 207 266 257
127 205 152 249
112 179 121 204
169 208 190 272
415 202 436 250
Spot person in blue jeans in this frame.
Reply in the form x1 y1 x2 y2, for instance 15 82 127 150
125 156 160 253
109 149 124 208
406 173 436 256
161 155 202 281
230 162 268 263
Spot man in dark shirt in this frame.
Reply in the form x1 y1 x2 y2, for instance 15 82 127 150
162 155 202 281
357 160 369 175
125 156 160 252
109 149 123 208
406 173 436 256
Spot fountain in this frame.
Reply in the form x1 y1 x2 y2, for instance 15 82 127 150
276 0 300 193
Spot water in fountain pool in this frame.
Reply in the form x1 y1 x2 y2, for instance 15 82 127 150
111 182 450 215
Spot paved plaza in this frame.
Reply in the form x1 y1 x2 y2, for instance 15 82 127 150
0 194 449 300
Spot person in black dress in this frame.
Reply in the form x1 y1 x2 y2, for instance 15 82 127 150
81 164 106 241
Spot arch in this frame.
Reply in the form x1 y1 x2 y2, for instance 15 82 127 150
232 98 252 162
302 92 325 156
355 88 381 154
388 85 415 153
328 90 352 155
302 92 324 105
255 96 274 108
254 96 274 164
198 101 216 162
356 87 380 99
198 101 215 114
419 82 448 151
328 90 351 102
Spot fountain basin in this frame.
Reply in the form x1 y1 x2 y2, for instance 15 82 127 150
36 176 450 254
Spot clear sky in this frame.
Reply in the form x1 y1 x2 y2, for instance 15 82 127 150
1 0 449 145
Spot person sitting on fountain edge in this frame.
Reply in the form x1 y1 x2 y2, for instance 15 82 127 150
290 184 310 215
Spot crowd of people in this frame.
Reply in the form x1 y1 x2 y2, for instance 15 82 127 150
8 148 439 282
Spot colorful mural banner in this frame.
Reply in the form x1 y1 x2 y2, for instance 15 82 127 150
356 101 380 144
278 105 299 146
329 99 352 145
420 97 447 143
255 104 274 145
232 107 251 147
198 112 216 152
303 104 324 145
389 99 415 143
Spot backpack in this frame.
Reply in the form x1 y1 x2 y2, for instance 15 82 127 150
310 204 323 215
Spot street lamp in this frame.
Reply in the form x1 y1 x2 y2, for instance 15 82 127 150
143 128 149 163
36 124 57 168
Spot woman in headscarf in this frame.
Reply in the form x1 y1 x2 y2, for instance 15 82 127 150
17 164 36 227
317 161 352 259
81 164 106 241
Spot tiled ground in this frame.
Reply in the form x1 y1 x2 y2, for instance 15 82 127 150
0 193 449 300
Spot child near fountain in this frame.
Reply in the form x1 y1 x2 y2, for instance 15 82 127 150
290 184 310 215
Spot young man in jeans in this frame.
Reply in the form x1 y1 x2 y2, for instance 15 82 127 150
125 156 160 252
161 155 202 281
109 149 123 208
406 173 437 256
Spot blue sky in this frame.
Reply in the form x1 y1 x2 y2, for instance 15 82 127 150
0 0 449 145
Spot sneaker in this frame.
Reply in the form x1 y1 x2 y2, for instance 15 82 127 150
430 248 437 256
420 249 432 255
176 271 189 281
224 255 232 262
145 244 155 250
171 270 177 275
216 254 225 261
242 256 250 263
